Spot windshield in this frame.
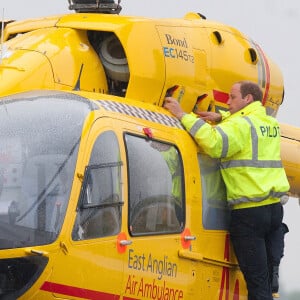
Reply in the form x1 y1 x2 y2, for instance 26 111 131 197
0 91 95 249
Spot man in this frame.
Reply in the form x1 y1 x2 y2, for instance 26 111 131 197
164 81 290 300
150 141 183 226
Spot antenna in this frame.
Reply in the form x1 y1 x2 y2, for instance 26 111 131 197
68 0 122 14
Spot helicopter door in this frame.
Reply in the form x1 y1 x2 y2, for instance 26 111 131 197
120 126 192 299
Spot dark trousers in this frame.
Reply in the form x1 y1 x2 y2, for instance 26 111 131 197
266 222 288 266
229 202 283 300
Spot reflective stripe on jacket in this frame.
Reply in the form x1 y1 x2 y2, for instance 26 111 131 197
181 101 290 209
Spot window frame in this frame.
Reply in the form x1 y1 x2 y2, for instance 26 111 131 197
72 130 123 241
124 133 185 237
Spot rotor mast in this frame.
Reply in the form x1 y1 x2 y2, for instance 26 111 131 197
68 0 122 14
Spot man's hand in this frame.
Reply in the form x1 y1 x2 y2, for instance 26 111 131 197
196 111 222 123
163 97 186 120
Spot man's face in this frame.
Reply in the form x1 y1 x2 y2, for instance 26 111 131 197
227 83 249 114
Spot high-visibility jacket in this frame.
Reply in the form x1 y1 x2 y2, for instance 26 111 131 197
181 101 290 209
160 147 182 206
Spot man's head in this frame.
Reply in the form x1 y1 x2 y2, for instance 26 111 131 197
227 81 263 114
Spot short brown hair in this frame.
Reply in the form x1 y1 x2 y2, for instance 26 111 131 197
238 81 263 102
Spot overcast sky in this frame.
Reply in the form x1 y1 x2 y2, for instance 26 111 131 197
2 0 300 293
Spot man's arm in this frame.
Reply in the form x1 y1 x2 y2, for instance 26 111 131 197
196 111 222 123
164 97 222 124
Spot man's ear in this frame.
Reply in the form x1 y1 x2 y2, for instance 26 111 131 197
245 94 254 104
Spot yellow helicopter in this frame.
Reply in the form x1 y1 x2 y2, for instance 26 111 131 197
0 1 299 299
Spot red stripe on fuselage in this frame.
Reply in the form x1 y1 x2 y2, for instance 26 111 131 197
213 89 229 103
41 281 126 300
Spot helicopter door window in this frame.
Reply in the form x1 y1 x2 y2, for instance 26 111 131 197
198 153 230 230
125 134 185 236
72 131 123 240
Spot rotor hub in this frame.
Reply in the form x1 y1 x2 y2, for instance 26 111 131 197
68 0 122 14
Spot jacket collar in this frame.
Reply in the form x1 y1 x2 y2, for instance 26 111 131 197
232 101 263 118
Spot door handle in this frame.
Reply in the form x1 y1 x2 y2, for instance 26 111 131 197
184 235 196 241
119 239 132 246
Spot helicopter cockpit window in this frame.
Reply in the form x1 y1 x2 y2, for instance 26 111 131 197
72 131 123 240
198 153 230 230
125 134 184 236
0 92 89 248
